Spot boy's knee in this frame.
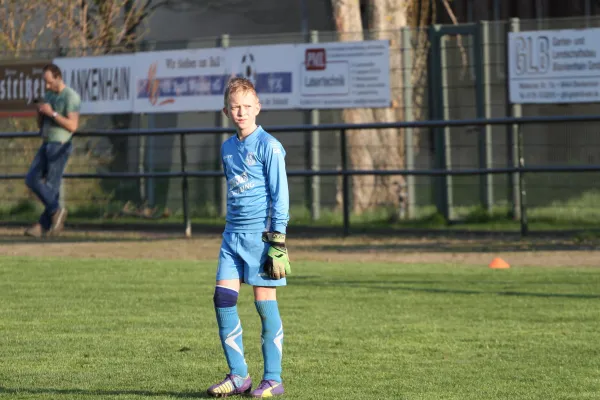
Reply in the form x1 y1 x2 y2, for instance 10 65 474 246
253 286 277 301
214 286 239 308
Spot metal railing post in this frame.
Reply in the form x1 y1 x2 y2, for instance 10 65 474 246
218 34 230 218
58 46 67 210
517 123 528 236
180 133 191 238
340 129 350 236
477 20 494 213
309 30 321 221
507 18 522 220
439 33 453 221
146 115 156 208
402 27 415 219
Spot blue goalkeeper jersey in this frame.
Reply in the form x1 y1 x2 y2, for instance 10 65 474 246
221 125 290 234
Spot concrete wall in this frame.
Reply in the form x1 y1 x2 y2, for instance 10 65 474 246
145 0 334 40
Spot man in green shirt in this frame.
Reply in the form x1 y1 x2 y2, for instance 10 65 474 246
24 63 81 237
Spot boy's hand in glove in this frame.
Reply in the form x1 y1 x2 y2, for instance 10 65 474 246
262 232 291 280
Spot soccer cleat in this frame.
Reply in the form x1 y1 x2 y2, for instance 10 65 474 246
250 380 284 398
207 374 252 397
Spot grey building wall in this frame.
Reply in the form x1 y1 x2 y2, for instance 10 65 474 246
146 0 334 40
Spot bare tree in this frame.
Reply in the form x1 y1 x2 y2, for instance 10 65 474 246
1 0 170 57
331 0 459 216
331 0 409 215
0 0 51 57
42 0 170 55
369 0 409 217
331 0 379 213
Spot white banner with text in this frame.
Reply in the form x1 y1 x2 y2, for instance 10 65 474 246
54 40 391 114
509 28 600 104
53 54 136 114
298 40 391 109
132 47 228 113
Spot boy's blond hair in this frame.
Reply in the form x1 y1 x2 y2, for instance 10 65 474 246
223 77 259 107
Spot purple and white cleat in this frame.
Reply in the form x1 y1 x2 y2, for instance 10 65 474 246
207 374 252 397
250 380 285 398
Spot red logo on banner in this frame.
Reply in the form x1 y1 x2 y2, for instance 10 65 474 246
305 48 326 70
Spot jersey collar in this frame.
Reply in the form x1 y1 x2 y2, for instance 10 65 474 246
236 125 262 147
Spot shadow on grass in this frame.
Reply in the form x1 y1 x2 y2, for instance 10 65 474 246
0 386 211 398
291 278 600 299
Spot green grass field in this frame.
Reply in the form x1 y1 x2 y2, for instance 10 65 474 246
0 257 599 399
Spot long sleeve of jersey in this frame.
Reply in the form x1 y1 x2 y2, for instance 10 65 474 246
264 140 290 234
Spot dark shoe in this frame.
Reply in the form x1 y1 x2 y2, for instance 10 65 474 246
24 223 44 238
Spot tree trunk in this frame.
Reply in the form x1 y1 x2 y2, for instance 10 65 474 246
369 0 408 216
332 0 410 215
332 0 381 214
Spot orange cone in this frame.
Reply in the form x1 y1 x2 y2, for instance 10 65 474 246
489 257 510 269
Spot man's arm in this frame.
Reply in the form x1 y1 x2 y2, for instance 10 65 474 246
52 111 79 133
264 140 290 234
39 90 81 133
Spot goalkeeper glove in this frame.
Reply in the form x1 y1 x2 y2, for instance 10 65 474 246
262 232 291 280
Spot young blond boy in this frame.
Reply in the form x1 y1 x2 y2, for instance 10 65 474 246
207 77 291 398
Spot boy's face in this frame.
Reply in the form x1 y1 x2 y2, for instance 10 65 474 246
223 90 261 134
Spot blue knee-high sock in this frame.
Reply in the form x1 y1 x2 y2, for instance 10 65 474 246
255 300 283 382
215 287 247 377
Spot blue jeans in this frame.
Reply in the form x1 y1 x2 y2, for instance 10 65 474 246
25 141 72 231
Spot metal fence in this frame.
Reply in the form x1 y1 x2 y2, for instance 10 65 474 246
4 16 600 236
3 114 600 237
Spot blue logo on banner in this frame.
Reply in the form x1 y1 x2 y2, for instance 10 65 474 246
137 72 292 100
250 73 292 94
137 75 228 99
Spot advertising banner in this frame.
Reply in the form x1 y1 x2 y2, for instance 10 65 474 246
225 44 297 110
297 40 391 109
509 28 600 104
54 39 392 114
0 61 48 116
132 47 227 113
54 54 136 114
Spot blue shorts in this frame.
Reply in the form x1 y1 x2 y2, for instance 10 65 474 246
216 231 287 287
